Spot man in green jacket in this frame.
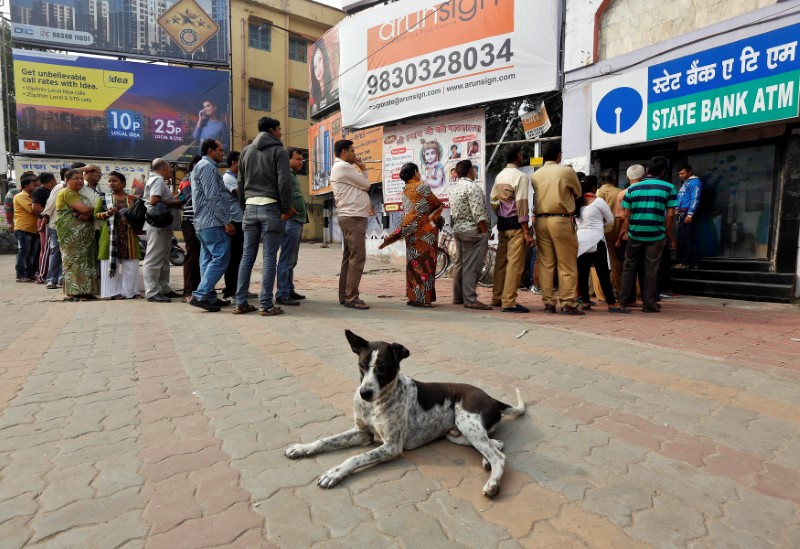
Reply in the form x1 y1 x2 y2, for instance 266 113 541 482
276 148 309 306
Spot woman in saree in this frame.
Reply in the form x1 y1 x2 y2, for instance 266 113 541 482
56 169 99 300
94 171 142 299
380 162 444 308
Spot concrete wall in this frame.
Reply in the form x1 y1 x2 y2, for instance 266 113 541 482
598 0 777 61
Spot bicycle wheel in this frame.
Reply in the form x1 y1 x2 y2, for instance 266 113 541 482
435 248 451 279
477 247 495 287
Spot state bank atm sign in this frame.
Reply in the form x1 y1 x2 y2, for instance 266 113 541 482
591 69 649 150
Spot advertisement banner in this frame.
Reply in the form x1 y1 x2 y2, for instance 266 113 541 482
520 102 551 139
0 68 7 177
309 112 383 196
9 0 229 66
338 0 560 128
14 157 150 197
309 27 341 118
592 23 800 150
14 50 230 162
381 108 485 210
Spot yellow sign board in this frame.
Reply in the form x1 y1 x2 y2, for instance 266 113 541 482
158 0 220 54
15 61 132 110
530 157 543 167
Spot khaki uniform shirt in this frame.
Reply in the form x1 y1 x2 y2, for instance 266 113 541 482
530 161 581 215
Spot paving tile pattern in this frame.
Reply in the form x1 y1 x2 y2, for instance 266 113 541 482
0 246 798 548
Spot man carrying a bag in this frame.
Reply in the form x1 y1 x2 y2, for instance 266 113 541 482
143 158 182 303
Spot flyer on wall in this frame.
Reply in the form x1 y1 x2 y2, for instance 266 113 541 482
382 108 486 211
13 50 231 162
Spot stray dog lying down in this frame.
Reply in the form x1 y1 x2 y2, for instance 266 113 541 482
285 330 526 497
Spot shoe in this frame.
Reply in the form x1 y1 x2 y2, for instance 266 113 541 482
162 291 182 299
16 277 33 283
561 306 586 316
531 286 541 295
543 304 556 314
659 292 679 299
259 306 284 316
182 295 192 303
46 283 59 289
490 301 502 307
642 303 662 313
276 296 300 306
501 304 530 313
213 298 231 307
189 297 220 312
148 295 171 303
465 302 492 310
581 303 592 311
232 304 257 314
407 301 435 308
343 300 369 310
576 297 596 306
289 291 306 300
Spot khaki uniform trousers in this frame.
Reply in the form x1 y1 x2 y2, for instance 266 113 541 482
534 216 579 308
492 228 526 308
605 220 623 295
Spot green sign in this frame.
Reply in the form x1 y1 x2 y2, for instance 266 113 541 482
648 71 800 140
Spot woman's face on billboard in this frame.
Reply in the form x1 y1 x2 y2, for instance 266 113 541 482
313 49 325 83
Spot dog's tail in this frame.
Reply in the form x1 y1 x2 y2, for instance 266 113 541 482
499 388 526 418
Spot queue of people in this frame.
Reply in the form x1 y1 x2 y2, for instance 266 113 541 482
8 133 688 317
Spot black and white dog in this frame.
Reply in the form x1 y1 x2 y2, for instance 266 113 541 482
285 330 525 497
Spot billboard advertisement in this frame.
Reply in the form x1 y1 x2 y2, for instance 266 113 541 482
14 157 150 197
309 112 383 195
309 27 341 118
14 50 230 162
381 108 485 211
591 22 800 150
9 0 229 66
338 0 559 128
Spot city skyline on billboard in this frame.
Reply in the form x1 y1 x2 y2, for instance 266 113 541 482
9 0 230 66
14 50 231 161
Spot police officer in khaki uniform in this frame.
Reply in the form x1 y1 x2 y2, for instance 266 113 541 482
530 142 583 315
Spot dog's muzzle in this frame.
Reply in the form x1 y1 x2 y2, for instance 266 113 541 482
359 389 374 402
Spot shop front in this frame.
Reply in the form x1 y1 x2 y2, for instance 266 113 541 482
563 14 800 302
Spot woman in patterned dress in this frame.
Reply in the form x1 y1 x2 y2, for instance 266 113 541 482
381 163 444 307
94 171 143 299
55 169 100 300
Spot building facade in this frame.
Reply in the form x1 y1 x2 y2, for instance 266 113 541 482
230 0 344 240
563 0 800 302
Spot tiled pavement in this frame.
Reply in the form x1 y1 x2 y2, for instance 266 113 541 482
0 244 798 548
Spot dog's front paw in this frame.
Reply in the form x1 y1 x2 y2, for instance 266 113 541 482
318 467 345 489
483 480 500 498
285 444 310 459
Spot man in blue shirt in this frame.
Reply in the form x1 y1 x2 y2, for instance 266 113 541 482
190 138 235 312
675 164 703 269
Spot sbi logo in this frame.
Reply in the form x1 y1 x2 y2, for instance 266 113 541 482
596 87 643 134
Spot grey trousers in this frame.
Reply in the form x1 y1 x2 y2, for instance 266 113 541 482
142 227 174 298
452 228 489 305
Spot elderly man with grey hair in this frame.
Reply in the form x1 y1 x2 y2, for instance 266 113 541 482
612 164 646 304
142 158 183 302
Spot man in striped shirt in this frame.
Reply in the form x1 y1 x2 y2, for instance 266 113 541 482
618 156 677 313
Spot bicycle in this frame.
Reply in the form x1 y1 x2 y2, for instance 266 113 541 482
435 225 454 279
477 243 496 287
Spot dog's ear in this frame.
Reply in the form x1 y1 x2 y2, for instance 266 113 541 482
345 329 369 354
391 343 410 363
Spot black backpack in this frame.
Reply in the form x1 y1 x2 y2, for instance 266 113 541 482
144 202 174 229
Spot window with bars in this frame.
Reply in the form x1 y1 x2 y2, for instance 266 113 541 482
248 23 271 51
249 85 271 111
289 36 308 62
288 95 307 119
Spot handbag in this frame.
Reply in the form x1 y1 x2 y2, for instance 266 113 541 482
145 202 174 229
121 197 147 232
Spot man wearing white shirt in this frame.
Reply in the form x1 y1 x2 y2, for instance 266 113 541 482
331 139 371 310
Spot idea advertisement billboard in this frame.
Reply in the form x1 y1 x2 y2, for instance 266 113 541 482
309 111 383 196
9 0 230 66
309 27 341 118
338 0 560 128
14 50 230 162
381 108 485 210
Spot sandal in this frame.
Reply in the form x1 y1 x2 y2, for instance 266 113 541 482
259 306 284 316
233 304 257 314
343 300 369 310
464 302 492 310
407 301 434 308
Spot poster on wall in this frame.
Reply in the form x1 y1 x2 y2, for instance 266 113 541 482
14 156 150 197
309 27 341 118
309 111 383 196
9 0 229 66
591 22 800 150
338 0 559 128
14 50 230 162
381 108 485 210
